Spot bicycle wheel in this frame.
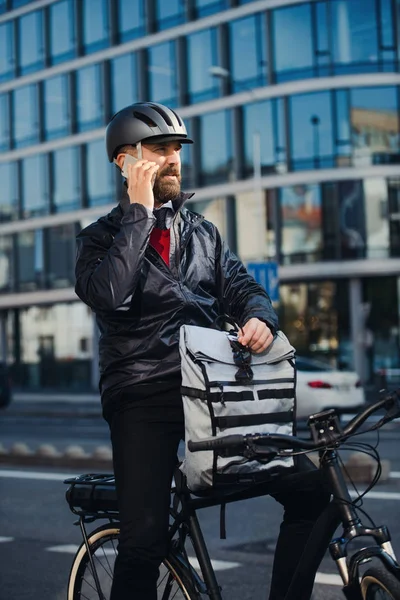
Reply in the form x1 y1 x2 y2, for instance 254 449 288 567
361 565 400 599
67 523 199 600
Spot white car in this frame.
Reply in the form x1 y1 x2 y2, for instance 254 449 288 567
295 356 366 420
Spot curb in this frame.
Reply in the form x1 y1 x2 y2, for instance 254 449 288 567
0 442 112 471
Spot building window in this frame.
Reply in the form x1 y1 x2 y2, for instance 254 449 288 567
243 101 275 177
0 162 19 222
46 224 77 289
180 119 194 190
52 147 81 213
21 155 49 218
0 234 14 292
194 0 228 19
43 75 70 140
110 53 138 115
17 10 44 75
350 86 400 166
199 110 233 186
82 0 109 54
272 3 313 82
148 41 178 107
17 230 45 292
229 14 267 92
290 91 334 170
86 139 115 207
12 84 39 148
49 0 76 65
280 184 323 264
0 93 10 151
0 22 14 82
364 178 390 259
116 0 145 43
76 64 103 132
155 0 185 30
187 28 220 104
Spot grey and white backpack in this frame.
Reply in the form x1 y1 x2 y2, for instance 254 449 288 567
179 323 297 493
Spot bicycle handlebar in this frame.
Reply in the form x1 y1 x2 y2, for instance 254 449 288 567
187 389 400 455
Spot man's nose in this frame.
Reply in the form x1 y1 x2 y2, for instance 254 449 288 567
166 151 180 164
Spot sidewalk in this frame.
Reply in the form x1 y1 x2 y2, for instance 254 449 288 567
4 392 102 419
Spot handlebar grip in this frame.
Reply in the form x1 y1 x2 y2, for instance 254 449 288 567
188 435 244 453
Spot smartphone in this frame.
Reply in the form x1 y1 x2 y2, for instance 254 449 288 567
121 153 139 178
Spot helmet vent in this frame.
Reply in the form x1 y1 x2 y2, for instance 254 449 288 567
133 111 157 128
171 109 183 126
148 103 173 127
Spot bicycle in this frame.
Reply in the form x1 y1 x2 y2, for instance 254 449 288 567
64 389 400 599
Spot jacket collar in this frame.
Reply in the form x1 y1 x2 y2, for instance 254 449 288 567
118 187 194 217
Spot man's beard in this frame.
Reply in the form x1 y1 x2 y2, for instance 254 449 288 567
153 166 182 204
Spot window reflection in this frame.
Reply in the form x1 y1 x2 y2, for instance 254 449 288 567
86 139 115 207
49 0 76 64
0 163 19 222
82 0 109 53
199 110 233 185
148 42 178 107
156 0 185 29
272 3 313 81
280 184 322 262
17 303 93 390
17 230 45 292
0 22 14 82
338 180 366 259
47 224 77 289
76 64 103 132
331 0 378 73
0 93 10 151
12 85 39 148
43 75 70 140
117 0 145 43
0 235 14 292
110 53 138 115
243 101 275 177
180 119 193 190
364 178 389 258
229 14 267 92
351 86 400 166
290 91 334 170
194 0 228 18
52 147 81 212
21 155 49 218
18 10 44 75
187 28 220 104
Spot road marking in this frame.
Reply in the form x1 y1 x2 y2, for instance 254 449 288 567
0 537 14 543
390 471 400 478
46 545 79 554
0 469 75 481
350 490 400 500
315 572 343 586
188 556 240 571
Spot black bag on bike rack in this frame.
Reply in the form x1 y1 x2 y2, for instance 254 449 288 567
179 323 297 493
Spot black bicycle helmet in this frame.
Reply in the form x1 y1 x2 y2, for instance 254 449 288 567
106 102 193 162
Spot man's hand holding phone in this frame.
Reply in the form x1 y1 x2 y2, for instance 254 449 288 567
123 155 159 210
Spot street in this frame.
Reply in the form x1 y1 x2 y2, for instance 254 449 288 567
0 400 399 599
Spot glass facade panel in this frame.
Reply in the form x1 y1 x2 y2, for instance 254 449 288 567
110 53 138 114
187 28 220 104
195 0 228 18
156 0 185 29
272 3 313 81
364 178 390 258
0 235 14 292
290 91 334 170
12 85 39 148
117 0 145 43
331 0 379 73
0 162 19 222
334 89 351 160
199 110 233 185
17 230 45 292
338 180 366 259
18 10 44 75
351 86 400 166
180 119 193 190
229 14 267 92
148 41 178 107
17 303 93 390
82 0 109 53
43 75 70 140
0 93 10 151
0 22 14 82
280 184 323 262
47 224 77 289
76 64 103 132
52 147 81 212
49 0 76 64
21 155 49 218
243 101 275 177
86 139 114 206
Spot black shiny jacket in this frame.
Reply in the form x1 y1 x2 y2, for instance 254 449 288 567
75 193 278 397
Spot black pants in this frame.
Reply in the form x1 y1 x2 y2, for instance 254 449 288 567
106 382 331 600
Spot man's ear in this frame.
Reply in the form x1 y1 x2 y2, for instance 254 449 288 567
114 153 126 170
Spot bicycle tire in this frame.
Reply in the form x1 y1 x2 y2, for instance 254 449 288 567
67 523 200 600
361 564 400 599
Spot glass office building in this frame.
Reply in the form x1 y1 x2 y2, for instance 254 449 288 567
0 0 400 391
